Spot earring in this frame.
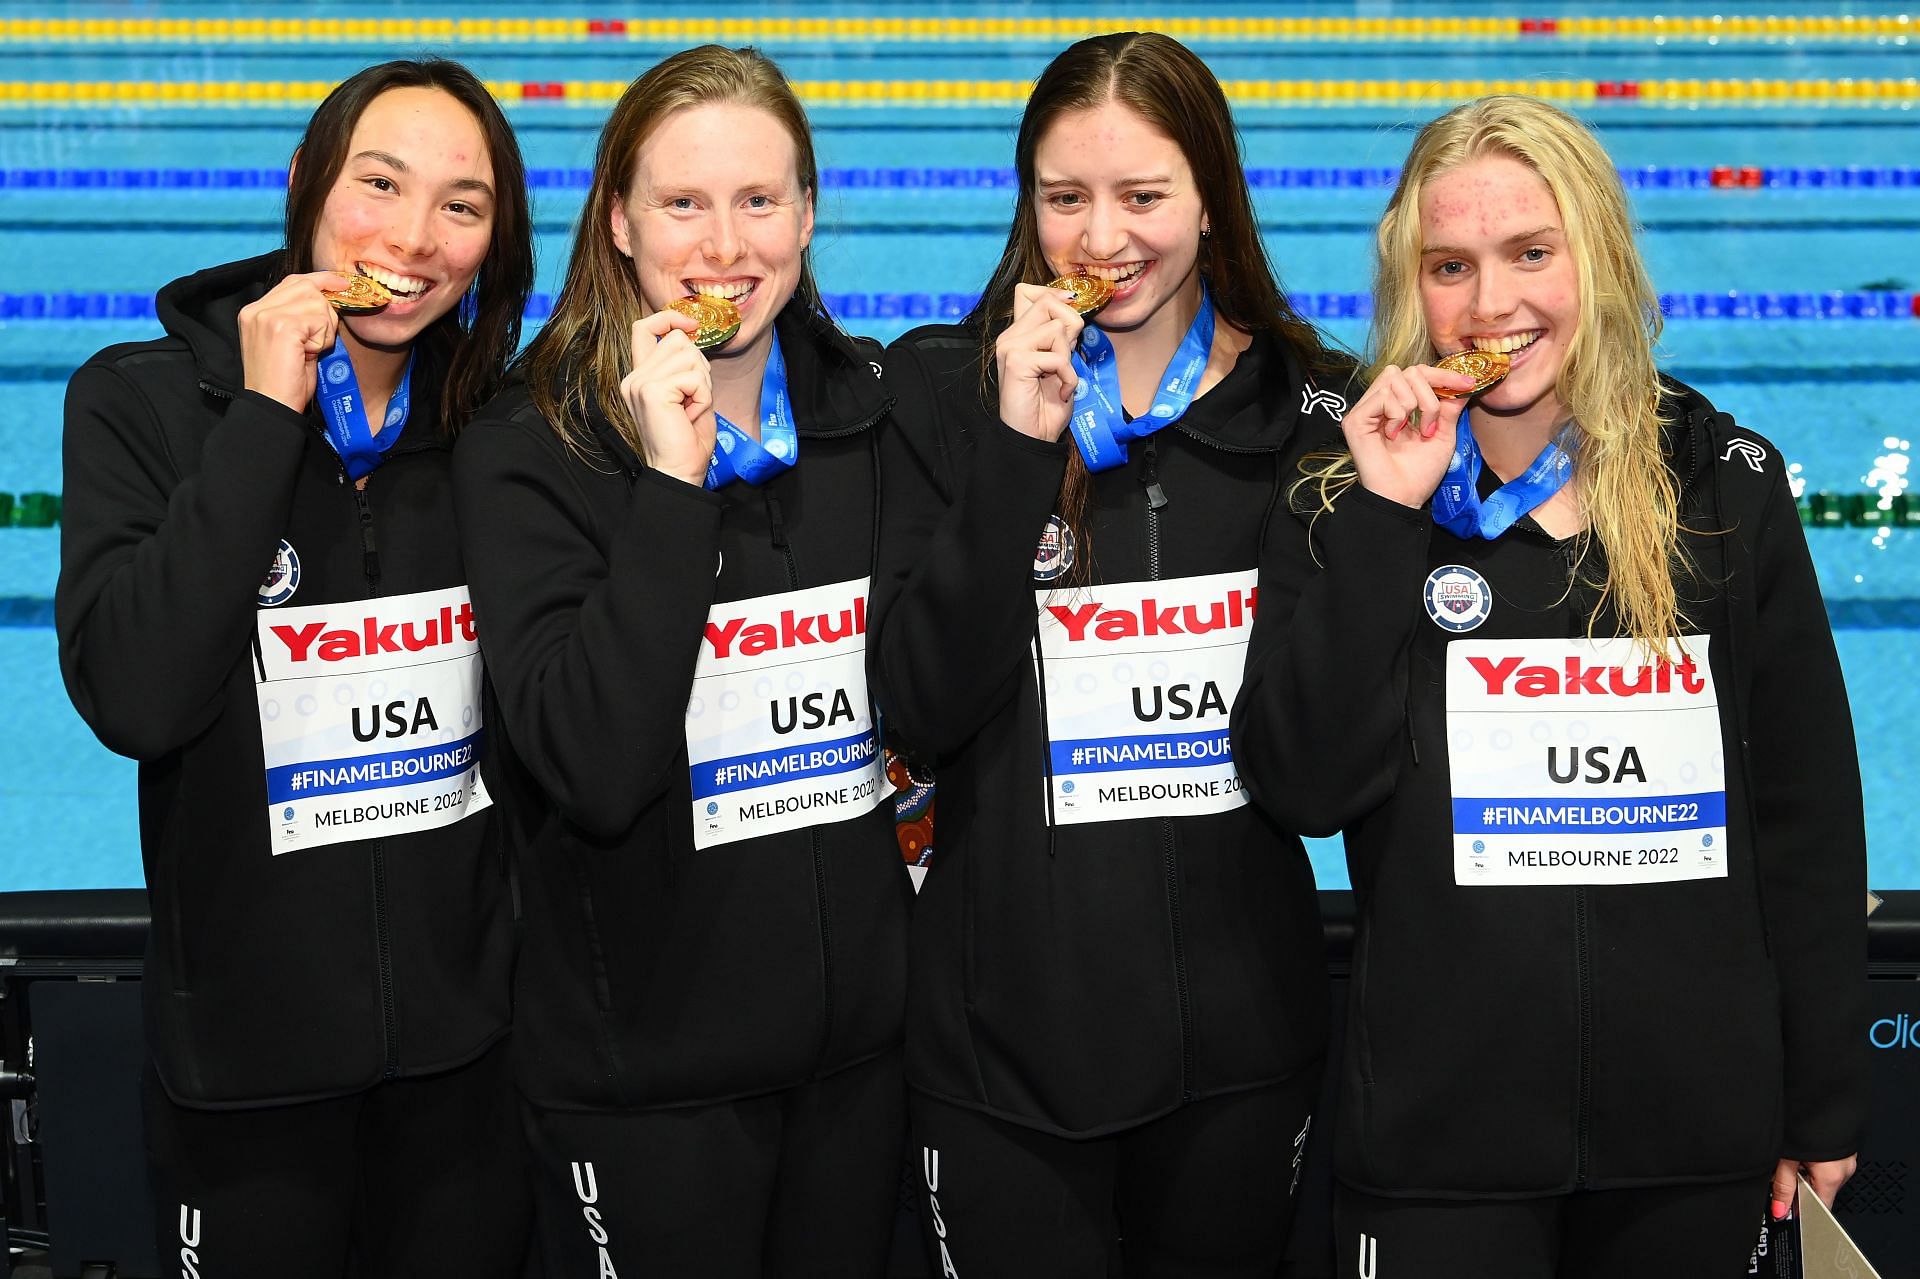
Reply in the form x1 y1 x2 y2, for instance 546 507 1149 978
1200 227 1212 239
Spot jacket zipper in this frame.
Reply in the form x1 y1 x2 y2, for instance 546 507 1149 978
1140 438 1195 1099
351 477 400 1079
764 487 837 1063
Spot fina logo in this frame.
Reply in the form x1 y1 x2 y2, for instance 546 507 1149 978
1869 1012 1920 1049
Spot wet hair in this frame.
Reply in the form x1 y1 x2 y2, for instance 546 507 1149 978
966 32 1337 585
518 45 824 458
285 58 532 435
1303 94 1685 654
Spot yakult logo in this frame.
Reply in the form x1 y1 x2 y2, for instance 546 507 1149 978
1044 587 1256 643
703 597 867 659
269 601 477 664
1466 651 1706 699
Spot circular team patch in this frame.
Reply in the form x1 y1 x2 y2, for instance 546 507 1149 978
1033 515 1076 582
258 539 301 608
1424 564 1491 633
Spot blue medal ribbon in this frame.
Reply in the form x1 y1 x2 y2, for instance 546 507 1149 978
705 333 797 490
315 336 414 482
1431 409 1574 539
1065 285 1216 472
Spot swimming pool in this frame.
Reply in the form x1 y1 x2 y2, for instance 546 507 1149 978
3 1 1916 891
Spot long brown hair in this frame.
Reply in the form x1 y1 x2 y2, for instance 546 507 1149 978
284 59 532 435
1302 95 1685 655
968 32 1336 581
519 45 826 458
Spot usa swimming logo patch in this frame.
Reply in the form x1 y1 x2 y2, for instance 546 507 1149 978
1033 514 1076 582
1424 564 1491 633
258 539 300 608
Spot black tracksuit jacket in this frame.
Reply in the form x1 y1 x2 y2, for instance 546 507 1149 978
56 253 515 1107
1232 378 1869 1195
870 322 1354 1137
453 305 912 1111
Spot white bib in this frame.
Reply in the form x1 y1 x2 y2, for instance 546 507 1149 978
687 577 887 849
1446 636 1728 886
1036 569 1257 826
255 585 491 853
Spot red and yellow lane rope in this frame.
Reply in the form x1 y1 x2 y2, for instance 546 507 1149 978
0 14 1913 45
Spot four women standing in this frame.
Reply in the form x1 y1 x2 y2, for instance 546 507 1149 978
59 39 1866 1279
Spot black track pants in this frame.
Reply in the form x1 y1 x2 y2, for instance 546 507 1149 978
523 1047 906 1279
911 1070 1319 1279
1333 1178 1766 1279
145 1036 530 1279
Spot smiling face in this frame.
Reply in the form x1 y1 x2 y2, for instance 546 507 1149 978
1419 152 1581 440
611 101 815 362
307 86 496 356
1033 99 1209 340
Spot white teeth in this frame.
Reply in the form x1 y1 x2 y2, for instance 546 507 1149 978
355 263 431 297
1470 331 1541 355
691 281 755 301
1083 262 1146 283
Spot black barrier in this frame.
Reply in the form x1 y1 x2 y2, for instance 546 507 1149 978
2 890 1916 1278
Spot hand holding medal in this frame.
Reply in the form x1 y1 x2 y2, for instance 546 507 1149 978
996 281 1090 442
1342 360 1484 509
622 303 720 487
237 269 357 412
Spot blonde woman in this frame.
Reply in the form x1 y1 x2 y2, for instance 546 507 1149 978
1231 95 1865 1275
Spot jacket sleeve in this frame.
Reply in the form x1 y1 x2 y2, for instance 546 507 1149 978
1740 460 1869 1160
453 415 724 841
56 361 309 760
1231 481 1433 837
867 339 1071 761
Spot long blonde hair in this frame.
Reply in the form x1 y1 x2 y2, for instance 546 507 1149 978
1310 95 1685 655
518 46 826 458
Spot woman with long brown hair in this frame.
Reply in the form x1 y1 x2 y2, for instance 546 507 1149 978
1233 95 1865 1274
58 59 533 1274
454 45 910 1275
869 31 1352 1276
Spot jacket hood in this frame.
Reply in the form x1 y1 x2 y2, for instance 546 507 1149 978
155 251 285 393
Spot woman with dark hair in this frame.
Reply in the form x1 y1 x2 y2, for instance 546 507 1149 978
454 45 909 1275
869 31 1353 1277
1232 95 1865 1275
57 59 533 1275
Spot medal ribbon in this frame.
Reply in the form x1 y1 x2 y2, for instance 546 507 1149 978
705 333 797 490
1431 409 1574 539
1065 285 1216 472
316 336 414 482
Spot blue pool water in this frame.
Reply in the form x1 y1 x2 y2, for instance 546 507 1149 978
2 1 1917 891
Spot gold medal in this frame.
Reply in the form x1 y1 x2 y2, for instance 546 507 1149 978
321 273 393 315
1047 273 1114 317
668 295 743 351
1434 349 1511 397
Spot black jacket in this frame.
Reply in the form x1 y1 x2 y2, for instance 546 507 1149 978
871 322 1353 1137
1232 379 1869 1195
453 305 912 1111
56 253 515 1107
